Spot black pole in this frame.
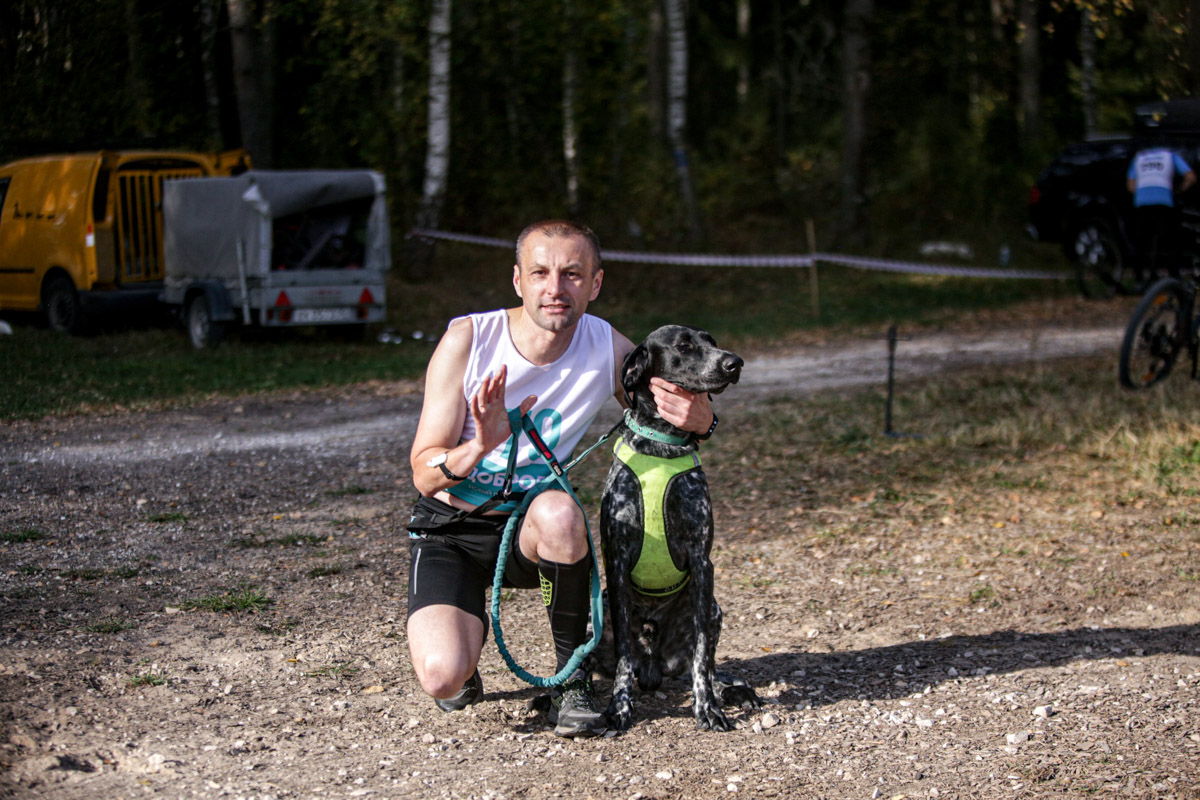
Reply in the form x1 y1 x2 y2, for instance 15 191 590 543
885 324 897 436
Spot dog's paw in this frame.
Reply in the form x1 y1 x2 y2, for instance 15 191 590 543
605 698 634 732
693 701 734 732
525 693 553 714
715 672 762 709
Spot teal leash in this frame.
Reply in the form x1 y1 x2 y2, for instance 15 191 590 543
489 408 616 688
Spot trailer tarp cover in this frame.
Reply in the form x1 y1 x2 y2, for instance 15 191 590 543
162 169 389 284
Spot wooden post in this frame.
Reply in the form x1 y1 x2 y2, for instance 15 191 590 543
806 218 820 318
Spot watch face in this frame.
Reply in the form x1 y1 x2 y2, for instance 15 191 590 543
427 453 446 468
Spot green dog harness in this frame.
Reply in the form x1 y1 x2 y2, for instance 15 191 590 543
612 438 702 597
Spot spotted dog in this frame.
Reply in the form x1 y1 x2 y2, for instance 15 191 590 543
592 324 761 731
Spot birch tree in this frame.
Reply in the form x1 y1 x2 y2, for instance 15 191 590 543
664 0 702 244
562 0 580 215
418 0 452 231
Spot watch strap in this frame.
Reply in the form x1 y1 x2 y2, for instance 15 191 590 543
694 411 719 441
437 461 468 482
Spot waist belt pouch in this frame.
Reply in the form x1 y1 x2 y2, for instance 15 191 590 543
405 493 525 534
406 495 469 534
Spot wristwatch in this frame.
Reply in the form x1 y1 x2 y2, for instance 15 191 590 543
694 411 719 441
427 452 468 482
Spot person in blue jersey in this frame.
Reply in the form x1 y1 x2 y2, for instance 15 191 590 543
1127 139 1196 278
404 220 717 738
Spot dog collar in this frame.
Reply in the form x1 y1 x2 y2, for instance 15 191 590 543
623 410 693 446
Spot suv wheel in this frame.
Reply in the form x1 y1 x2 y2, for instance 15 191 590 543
1071 219 1138 299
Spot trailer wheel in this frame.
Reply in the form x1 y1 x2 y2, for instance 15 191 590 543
44 274 88 334
187 294 226 349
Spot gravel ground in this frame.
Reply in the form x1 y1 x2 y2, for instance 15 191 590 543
1 309 1198 800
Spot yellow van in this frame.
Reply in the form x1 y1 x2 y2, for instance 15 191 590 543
0 149 249 332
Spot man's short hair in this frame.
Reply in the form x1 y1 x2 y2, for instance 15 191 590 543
515 220 602 273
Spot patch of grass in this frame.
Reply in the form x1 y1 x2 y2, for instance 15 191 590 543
65 568 106 581
180 583 273 613
87 616 136 634
306 564 344 579
1 529 45 543
303 661 359 679
257 617 299 636
127 671 169 687
968 585 996 605
147 511 187 524
231 533 326 549
0 320 433 420
326 485 374 497
847 563 899 577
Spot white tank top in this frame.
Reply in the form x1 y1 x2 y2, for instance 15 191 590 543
447 309 616 507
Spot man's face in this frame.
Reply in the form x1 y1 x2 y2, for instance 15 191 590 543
513 232 603 332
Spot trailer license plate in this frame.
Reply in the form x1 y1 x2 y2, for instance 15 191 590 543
293 308 356 324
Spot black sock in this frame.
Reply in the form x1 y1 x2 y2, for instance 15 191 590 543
538 555 592 673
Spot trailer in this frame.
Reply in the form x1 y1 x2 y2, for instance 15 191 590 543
0 149 248 333
162 170 389 348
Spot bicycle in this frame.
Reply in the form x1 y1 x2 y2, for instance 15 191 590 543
1117 266 1200 389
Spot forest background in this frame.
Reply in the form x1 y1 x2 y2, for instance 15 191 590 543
3 0 1199 269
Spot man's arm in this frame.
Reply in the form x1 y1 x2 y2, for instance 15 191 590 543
1182 170 1197 194
610 328 714 436
410 319 535 497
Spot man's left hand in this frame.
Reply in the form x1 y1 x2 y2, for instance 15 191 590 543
649 377 713 435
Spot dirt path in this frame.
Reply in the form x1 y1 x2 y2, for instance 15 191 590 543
2 315 1198 800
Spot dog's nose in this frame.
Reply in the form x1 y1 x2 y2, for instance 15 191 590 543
721 354 744 376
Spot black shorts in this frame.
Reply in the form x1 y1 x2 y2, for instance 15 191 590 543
405 495 541 628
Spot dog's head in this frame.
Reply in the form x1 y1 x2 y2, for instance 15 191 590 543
621 325 744 416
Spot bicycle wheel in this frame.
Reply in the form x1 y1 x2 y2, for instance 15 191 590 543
1118 277 1189 389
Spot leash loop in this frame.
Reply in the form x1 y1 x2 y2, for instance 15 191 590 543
489 409 610 687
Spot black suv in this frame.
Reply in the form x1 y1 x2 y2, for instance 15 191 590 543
1028 100 1200 298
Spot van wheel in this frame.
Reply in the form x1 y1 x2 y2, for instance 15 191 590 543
1070 219 1137 299
44 275 88 334
187 294 226 349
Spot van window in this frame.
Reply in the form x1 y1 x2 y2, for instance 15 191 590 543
0 178 10 227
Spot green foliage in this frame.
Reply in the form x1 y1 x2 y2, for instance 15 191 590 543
2 0 1194 250
181 584 273 614
0 529 45 543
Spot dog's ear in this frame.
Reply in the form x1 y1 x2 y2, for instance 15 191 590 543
621 342 652 409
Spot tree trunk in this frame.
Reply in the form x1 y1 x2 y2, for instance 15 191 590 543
226 0 274 167
419 0 452 231
198 0 223 148
411 0 452 278
663 0 702 245
736 0 750 105
647 3 664 140
123 0 153 139
1079 6 1097 137
562 0 580 215
1018 0 1040 150
1189 0 1200 96
839 0 871 246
